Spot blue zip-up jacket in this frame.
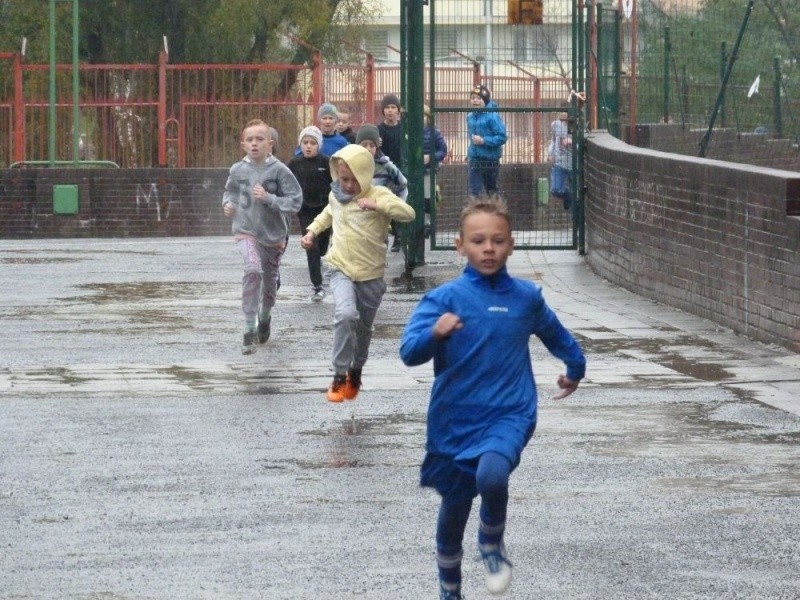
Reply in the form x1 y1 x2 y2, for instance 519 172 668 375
466 100 507 162
422 126 448 172
400 264 585 471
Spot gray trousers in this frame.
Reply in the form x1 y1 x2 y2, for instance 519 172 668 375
327 268 387 374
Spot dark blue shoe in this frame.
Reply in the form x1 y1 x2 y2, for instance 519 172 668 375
242 330 257 355
257 316 271 344
439 582 464 600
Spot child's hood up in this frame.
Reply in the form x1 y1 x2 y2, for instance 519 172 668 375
329 144 374 198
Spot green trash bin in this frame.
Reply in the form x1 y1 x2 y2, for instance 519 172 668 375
536 177 549 206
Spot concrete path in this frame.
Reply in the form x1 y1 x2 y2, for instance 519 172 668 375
1 237 799 599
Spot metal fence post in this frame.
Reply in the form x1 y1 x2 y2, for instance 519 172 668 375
158 50 168 167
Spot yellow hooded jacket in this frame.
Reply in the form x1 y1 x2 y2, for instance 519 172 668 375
306 144 415 282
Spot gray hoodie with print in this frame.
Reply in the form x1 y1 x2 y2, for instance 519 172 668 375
222 155 303 245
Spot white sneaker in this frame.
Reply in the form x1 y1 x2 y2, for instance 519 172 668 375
480 543 512 595
311 287 326 302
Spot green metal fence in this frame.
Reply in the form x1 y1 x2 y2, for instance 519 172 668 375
620 0 800 168
419 0 581 256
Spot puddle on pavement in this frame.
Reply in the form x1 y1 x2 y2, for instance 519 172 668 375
13 367 93 386
577 399 800 453
64 281 226 304
0 257 85 264
372 323 406 339
283 413 426 469
658 473 800 497
300 412 425 439
388 272 453 295
581 334 735 383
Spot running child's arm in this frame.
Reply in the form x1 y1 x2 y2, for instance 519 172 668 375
530 292 586 400
302 203 333 248
373 192 415 222
551 374 579 400
257 168 304 214
432 312 462 340
400 295 455 366
222 171 239 216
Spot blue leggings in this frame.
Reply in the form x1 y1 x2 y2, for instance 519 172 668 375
436 452 512 585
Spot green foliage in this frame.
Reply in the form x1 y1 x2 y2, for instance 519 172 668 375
0 0 378 64
636 0 800 130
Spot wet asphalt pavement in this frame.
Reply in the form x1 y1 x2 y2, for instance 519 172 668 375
1 236 799 600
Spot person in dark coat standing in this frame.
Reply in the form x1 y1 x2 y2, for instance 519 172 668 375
378 93 405 252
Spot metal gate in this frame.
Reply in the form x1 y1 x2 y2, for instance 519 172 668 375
400 0 612 262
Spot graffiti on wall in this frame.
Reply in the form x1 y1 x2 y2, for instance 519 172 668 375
135 178 218 223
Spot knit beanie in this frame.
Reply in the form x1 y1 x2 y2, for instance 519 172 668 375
470 85 491 105
381 94 401 112
298 125 323 148
355 124 381 147
317 103 339 120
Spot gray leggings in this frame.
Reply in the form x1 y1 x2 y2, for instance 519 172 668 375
236 237 283 324
327 268 386 374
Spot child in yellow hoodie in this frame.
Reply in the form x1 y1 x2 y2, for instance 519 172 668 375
301 144 415 402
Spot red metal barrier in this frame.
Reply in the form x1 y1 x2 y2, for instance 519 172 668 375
0 51 565 168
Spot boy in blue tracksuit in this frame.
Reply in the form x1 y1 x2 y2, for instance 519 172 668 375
466 85 507 199
400 197 585 600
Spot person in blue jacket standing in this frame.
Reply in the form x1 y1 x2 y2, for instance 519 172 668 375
466 85 507 199
400 197 585 600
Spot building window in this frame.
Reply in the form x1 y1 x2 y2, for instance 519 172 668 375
363 30 388 61
513 27 555 62
423 26 458 61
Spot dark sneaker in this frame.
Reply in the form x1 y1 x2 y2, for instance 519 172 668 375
439 582 464 600
343 368 362 400
242 331 258 355
480 543 512 594
326 374 348 403
391 238 401 252
311 287 326 302
257 316 271 344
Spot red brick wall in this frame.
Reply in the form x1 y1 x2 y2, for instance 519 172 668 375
0 168 230 238
0 163 549 239
585 131 800 352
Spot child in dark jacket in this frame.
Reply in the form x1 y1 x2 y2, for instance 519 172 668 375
355 124 408 202
422 104 448 238
288 126 333 301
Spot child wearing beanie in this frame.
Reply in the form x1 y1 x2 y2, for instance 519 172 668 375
467 85 507 199
377 93 404 252
294 103 348 158
356 124 408 204
289 126 333 301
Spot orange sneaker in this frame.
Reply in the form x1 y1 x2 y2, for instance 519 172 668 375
327 374 348 403
342 369 362 401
